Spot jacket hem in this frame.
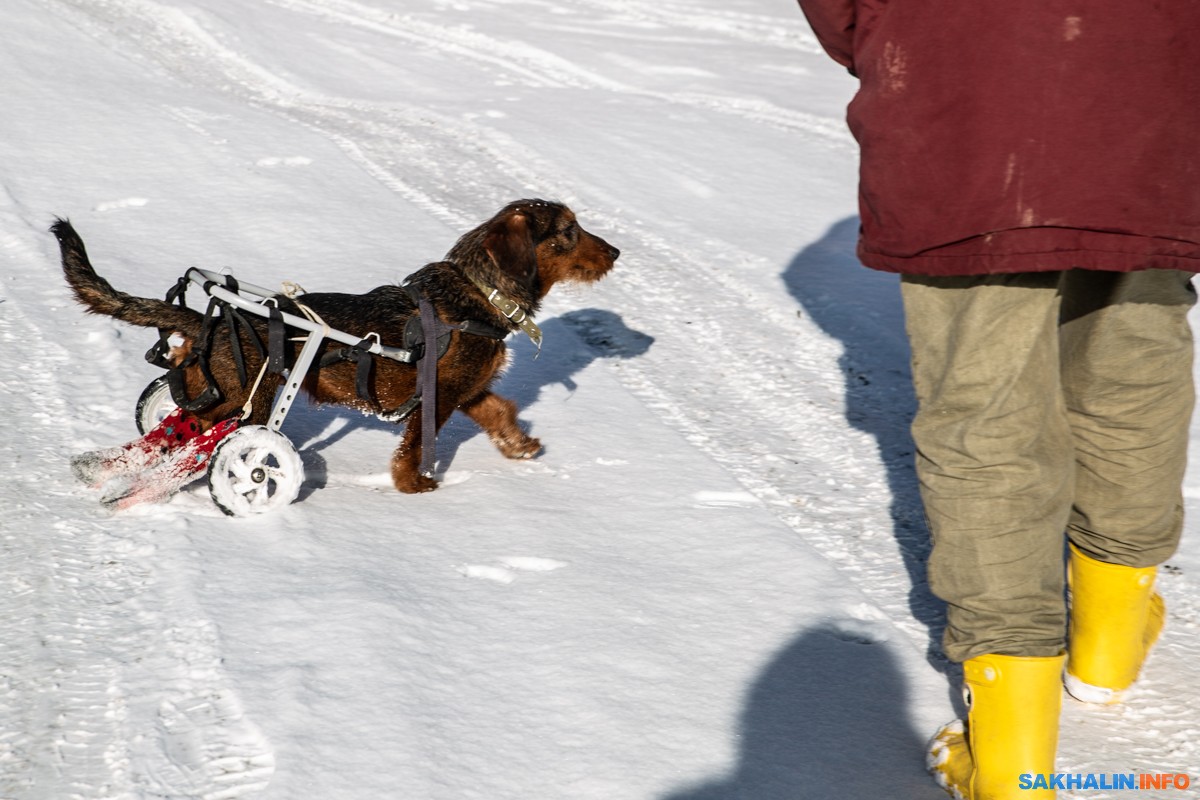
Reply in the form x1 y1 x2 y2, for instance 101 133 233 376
858 228 1200 276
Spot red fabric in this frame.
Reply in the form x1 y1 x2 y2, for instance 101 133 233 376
796 1 1200 275
105 417 240 510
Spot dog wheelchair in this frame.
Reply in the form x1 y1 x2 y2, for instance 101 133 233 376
135 268 429 517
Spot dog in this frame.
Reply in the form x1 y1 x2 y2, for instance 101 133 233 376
55 200 619 505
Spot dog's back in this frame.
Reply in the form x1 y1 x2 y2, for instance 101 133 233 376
298 285 419 347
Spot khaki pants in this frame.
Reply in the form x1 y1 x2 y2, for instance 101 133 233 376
901 269 1196 662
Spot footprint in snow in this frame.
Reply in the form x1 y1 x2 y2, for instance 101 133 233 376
693 490 759 508
256 156 312 167
95 197 148 212
457 556 569 584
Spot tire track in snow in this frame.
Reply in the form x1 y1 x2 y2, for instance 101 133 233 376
0 199 274 799
566 0 827 53
267 0 853 146
48 0 589 228
0 225 141 798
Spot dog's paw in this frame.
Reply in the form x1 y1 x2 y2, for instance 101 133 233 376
496 434 542 460
394 473 439 494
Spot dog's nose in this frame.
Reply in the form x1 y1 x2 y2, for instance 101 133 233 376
609 245 621 261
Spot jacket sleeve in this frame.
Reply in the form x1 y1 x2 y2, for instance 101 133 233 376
796 0 857 75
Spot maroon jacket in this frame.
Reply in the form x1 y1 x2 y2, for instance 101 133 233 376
797 1 1200 275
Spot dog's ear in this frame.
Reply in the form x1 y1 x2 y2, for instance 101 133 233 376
483 211 537 291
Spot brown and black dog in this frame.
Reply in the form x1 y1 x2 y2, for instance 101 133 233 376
55 200 619 496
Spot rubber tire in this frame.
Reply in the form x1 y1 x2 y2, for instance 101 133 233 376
207 426 304 517
135 375 177 435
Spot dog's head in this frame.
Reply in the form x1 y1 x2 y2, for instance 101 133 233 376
453 200 619 307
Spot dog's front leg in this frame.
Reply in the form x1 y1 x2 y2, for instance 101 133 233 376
390 409 441 494
460 390 542 460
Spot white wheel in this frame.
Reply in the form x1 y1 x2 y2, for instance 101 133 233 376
207 426 303 516
135 375 177 435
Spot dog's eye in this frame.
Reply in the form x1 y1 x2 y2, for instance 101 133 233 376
546 221 579 251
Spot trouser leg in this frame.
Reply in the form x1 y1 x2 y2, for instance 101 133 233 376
1059 269 1197 567
902 273 1072 662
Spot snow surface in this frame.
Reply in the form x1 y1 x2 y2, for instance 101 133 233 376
1 1 1197 798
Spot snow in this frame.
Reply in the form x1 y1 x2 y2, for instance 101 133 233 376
1 1 1197 798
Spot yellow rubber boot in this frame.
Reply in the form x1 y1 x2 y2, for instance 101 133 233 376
928 653 1065 799
1065 543 1165 704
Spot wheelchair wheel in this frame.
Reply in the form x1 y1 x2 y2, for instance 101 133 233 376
207 426 304 516
135 375 177 435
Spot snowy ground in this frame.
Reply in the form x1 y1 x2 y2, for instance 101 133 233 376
1 1 1197 798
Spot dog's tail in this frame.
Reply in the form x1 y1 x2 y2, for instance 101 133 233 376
52 219 202 337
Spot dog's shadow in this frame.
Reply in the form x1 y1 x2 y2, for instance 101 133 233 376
284 308 652 495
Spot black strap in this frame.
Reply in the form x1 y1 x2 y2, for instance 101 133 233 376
268 305 287 374
416 293 440 478
145 275 195 368
145 272 286 408
164 274 190 309
226 307 248 386
399 283 509 475
382 396 421 422
226 306 267 386
457 319 508 340
318 348 351 369
314 289 500 412
165 358 221 411
402 281 507 342
317 337 377 402
145 336 173 369
354 338 374 399
160 280 260 405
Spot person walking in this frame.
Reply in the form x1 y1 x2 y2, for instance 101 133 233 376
794 2 1200 797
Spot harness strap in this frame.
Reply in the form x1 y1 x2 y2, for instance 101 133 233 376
379 396 421 423
267 305 287 374
416 293 441 478
354 338 375 399
224 305 266 386
145 275 195 368
165 355 222 411
165 293 226 410
165 274 190 309
458 319 509 340
318 336 388 402
400 282 508 344
398 282 505 477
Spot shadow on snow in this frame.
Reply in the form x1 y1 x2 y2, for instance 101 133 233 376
664 625 941 800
